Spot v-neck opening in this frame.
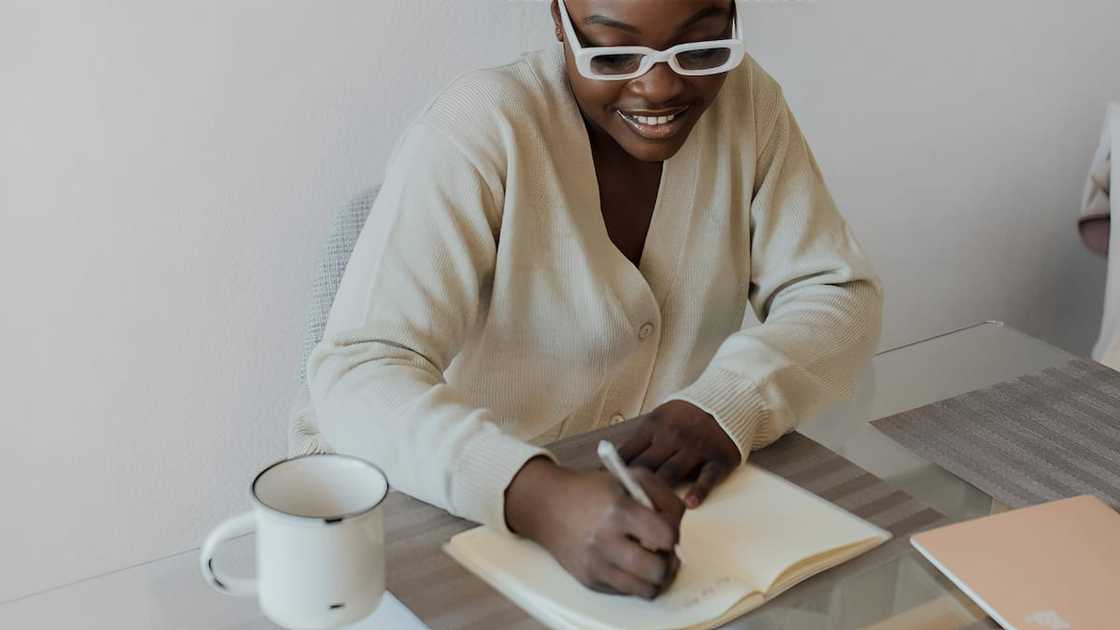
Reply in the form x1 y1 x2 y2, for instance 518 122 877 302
592 158 667 279
634 161 667 276
581 130 672 284
569 114 701 316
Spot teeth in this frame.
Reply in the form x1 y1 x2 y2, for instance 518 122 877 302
623 111 680 126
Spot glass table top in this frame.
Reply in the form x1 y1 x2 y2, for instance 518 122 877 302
729 321 1077 629
0 321 1081 629
800 320 1075 523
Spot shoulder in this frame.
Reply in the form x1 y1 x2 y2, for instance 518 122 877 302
744 53 783 103
712 52 785 125
426 63 539 122
700 52 788 158
379 50 557 218
411 50 553 162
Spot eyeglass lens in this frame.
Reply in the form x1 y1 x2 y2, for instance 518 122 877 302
589 47 733 76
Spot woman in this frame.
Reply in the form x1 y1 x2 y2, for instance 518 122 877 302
301 0 882 601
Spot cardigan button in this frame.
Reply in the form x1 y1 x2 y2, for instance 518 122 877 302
609 413 625 426
638 322 655 340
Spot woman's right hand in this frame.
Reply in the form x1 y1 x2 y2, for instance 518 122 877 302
504 456 685 600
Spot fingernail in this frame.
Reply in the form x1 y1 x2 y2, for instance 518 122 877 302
685 496 699 508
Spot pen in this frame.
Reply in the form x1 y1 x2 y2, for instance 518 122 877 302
597 440 654 510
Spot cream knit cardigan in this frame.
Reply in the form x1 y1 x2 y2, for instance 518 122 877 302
301 43 883 533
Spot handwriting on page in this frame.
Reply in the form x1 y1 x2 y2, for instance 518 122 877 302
658 574 739 610
672 575 735 608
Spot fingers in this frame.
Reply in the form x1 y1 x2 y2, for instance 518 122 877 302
621 468 684 550
632 467 685 532
630 439 676 472
591 535 678 600
616 425 652 462
685 460 728 509
588 551 662 600
655 450 703 486
561 468 685 601
604 536 671 586
656 552 682 596
620 505 676 552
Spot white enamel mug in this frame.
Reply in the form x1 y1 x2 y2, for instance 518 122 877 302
200 454 389 629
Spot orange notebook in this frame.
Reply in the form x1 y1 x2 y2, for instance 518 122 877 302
911 495 1120 630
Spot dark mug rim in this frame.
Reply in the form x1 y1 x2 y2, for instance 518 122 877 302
250 453 389 524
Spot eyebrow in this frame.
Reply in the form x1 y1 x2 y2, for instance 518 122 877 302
583 5 730 36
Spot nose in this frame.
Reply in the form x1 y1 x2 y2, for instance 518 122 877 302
628 59 686 105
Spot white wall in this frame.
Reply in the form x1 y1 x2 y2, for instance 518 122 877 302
741 0 1116 355
1 0 1115 604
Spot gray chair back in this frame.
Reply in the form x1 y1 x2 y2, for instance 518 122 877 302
288 185 380 457
297 185 381 384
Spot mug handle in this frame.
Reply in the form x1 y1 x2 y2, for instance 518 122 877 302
200 512 258 597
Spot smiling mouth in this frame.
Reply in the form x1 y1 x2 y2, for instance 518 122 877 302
617 107 691 140
618 107 688 126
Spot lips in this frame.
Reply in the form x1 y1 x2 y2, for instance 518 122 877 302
619 106 690 125
617 106 691 140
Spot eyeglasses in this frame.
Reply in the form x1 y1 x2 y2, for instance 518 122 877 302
557 0 746 81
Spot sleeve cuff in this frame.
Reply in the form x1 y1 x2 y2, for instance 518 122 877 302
450 426 557 535
665 367 772 465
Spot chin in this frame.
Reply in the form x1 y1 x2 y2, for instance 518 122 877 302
613 120 694 163
623 139 686 163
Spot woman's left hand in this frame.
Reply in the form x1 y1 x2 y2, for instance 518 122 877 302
617 400 742 509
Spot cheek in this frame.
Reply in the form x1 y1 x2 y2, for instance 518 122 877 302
565 61 614 106
577 84 624 116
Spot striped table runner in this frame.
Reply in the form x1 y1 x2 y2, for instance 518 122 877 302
873 357 1120 510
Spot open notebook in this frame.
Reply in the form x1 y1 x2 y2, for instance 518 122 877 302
444 465 891 630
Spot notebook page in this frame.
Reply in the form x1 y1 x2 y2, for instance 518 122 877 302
445 527 753 630
677 466 891 594
506 572 765 630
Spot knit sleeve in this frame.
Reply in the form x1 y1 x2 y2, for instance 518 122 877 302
666 74 884 463
306 121 554 534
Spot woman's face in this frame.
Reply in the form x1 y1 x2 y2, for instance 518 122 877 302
550 0 735 164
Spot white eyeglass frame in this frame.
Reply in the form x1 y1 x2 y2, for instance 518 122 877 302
557 0 745 81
